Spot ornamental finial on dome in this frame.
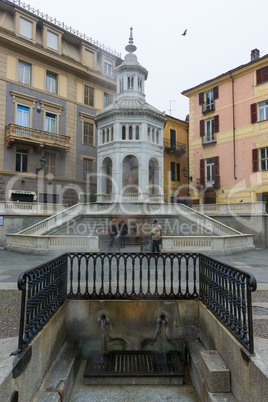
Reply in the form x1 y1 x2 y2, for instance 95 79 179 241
125 27 137 53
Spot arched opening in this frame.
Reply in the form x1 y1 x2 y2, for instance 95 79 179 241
62 189 79 206
149 158 160 194
122 155 139 194
102 157 113 195
203 188 216 204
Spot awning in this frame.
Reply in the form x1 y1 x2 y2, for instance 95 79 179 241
8 190 37 201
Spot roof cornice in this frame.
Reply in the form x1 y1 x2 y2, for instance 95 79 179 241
182 53 268 97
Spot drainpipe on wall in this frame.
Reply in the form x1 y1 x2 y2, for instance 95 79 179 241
230 72 237 181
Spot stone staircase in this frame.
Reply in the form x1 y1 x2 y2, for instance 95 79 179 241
4 202 255 254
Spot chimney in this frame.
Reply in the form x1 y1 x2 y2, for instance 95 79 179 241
251 49 260 61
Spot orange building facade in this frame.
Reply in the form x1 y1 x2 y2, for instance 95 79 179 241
163 115 189 202
182 49 268 206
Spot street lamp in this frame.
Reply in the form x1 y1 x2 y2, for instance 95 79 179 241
36 156 46 174
182 167 192 181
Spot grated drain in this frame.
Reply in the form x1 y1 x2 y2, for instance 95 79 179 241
84 350 184 377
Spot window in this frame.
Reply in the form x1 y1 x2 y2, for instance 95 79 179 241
104 93 113 108
46 71 57 94
206 158 215 186
104 60 113 75
129 125 133 140
259 101 268 121
170 162 180 181
19 17 32 39
83 122 94 145
17 105 30 127
84 86 94 106
200 157 220 187
45 112 57 133
199 86 218 113
16 148 28 172
205 118 214 142
260 148 268 171
18 61 31 85
200 115 219 143
138 78 143 92
83 158 94 180
44 152 56 175
122 126 126 140
47 30 58 51
256 66 268 85
135 125 139 140
128 76 134 89
120 79 124 92
170 129 176 149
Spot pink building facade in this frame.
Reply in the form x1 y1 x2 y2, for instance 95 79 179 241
182 49 268 207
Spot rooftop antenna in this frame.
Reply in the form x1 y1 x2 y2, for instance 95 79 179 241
168 100 176 115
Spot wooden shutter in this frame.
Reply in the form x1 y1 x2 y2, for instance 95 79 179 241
214 115 219 133
252 148 259 172
200 119 205 137
213 86 219 99
170 129 176 148
257 67 268 84
256 69 262 85
199 92 204 105
176 163 180 181
170 161 175 181
251 103 257 124
200 159 205 187
214 156 220 187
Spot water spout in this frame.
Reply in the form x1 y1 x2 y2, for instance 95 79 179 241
98 314 110 352
157 314 168 355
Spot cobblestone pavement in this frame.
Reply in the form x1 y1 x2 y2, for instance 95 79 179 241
0 289 267 341
0 290 20 339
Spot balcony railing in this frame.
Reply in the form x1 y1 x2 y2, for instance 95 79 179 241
163 138 186 156
196 176 220 189
202 102 215 114
202 133 217 146
6 124 71 151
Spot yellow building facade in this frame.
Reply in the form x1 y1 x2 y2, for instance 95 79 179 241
163 115 189 202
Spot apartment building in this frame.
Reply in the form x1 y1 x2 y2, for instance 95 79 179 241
182 49 268 206
0 0 122 205
163 115 189 202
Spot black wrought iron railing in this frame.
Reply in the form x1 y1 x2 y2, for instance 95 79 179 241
199 254 257 354
16 254 68 353
16 252 257 354
67 252 199 300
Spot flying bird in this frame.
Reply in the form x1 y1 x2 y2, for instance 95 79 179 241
181 29 187 36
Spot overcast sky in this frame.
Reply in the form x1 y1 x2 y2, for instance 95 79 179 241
29 0 268 120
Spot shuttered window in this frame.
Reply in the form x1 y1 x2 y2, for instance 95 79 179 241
252 148 259 172
251 103 257 124
200 159 205 187
256 67 268 85
170 162 176 181
200 120 205 137
213 86 219 99
214 156 220 187
214 115 219 133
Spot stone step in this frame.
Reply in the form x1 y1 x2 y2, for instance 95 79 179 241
186 339 236 402
200 350 230 393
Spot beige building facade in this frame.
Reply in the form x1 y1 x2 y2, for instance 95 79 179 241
0 0 122 205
